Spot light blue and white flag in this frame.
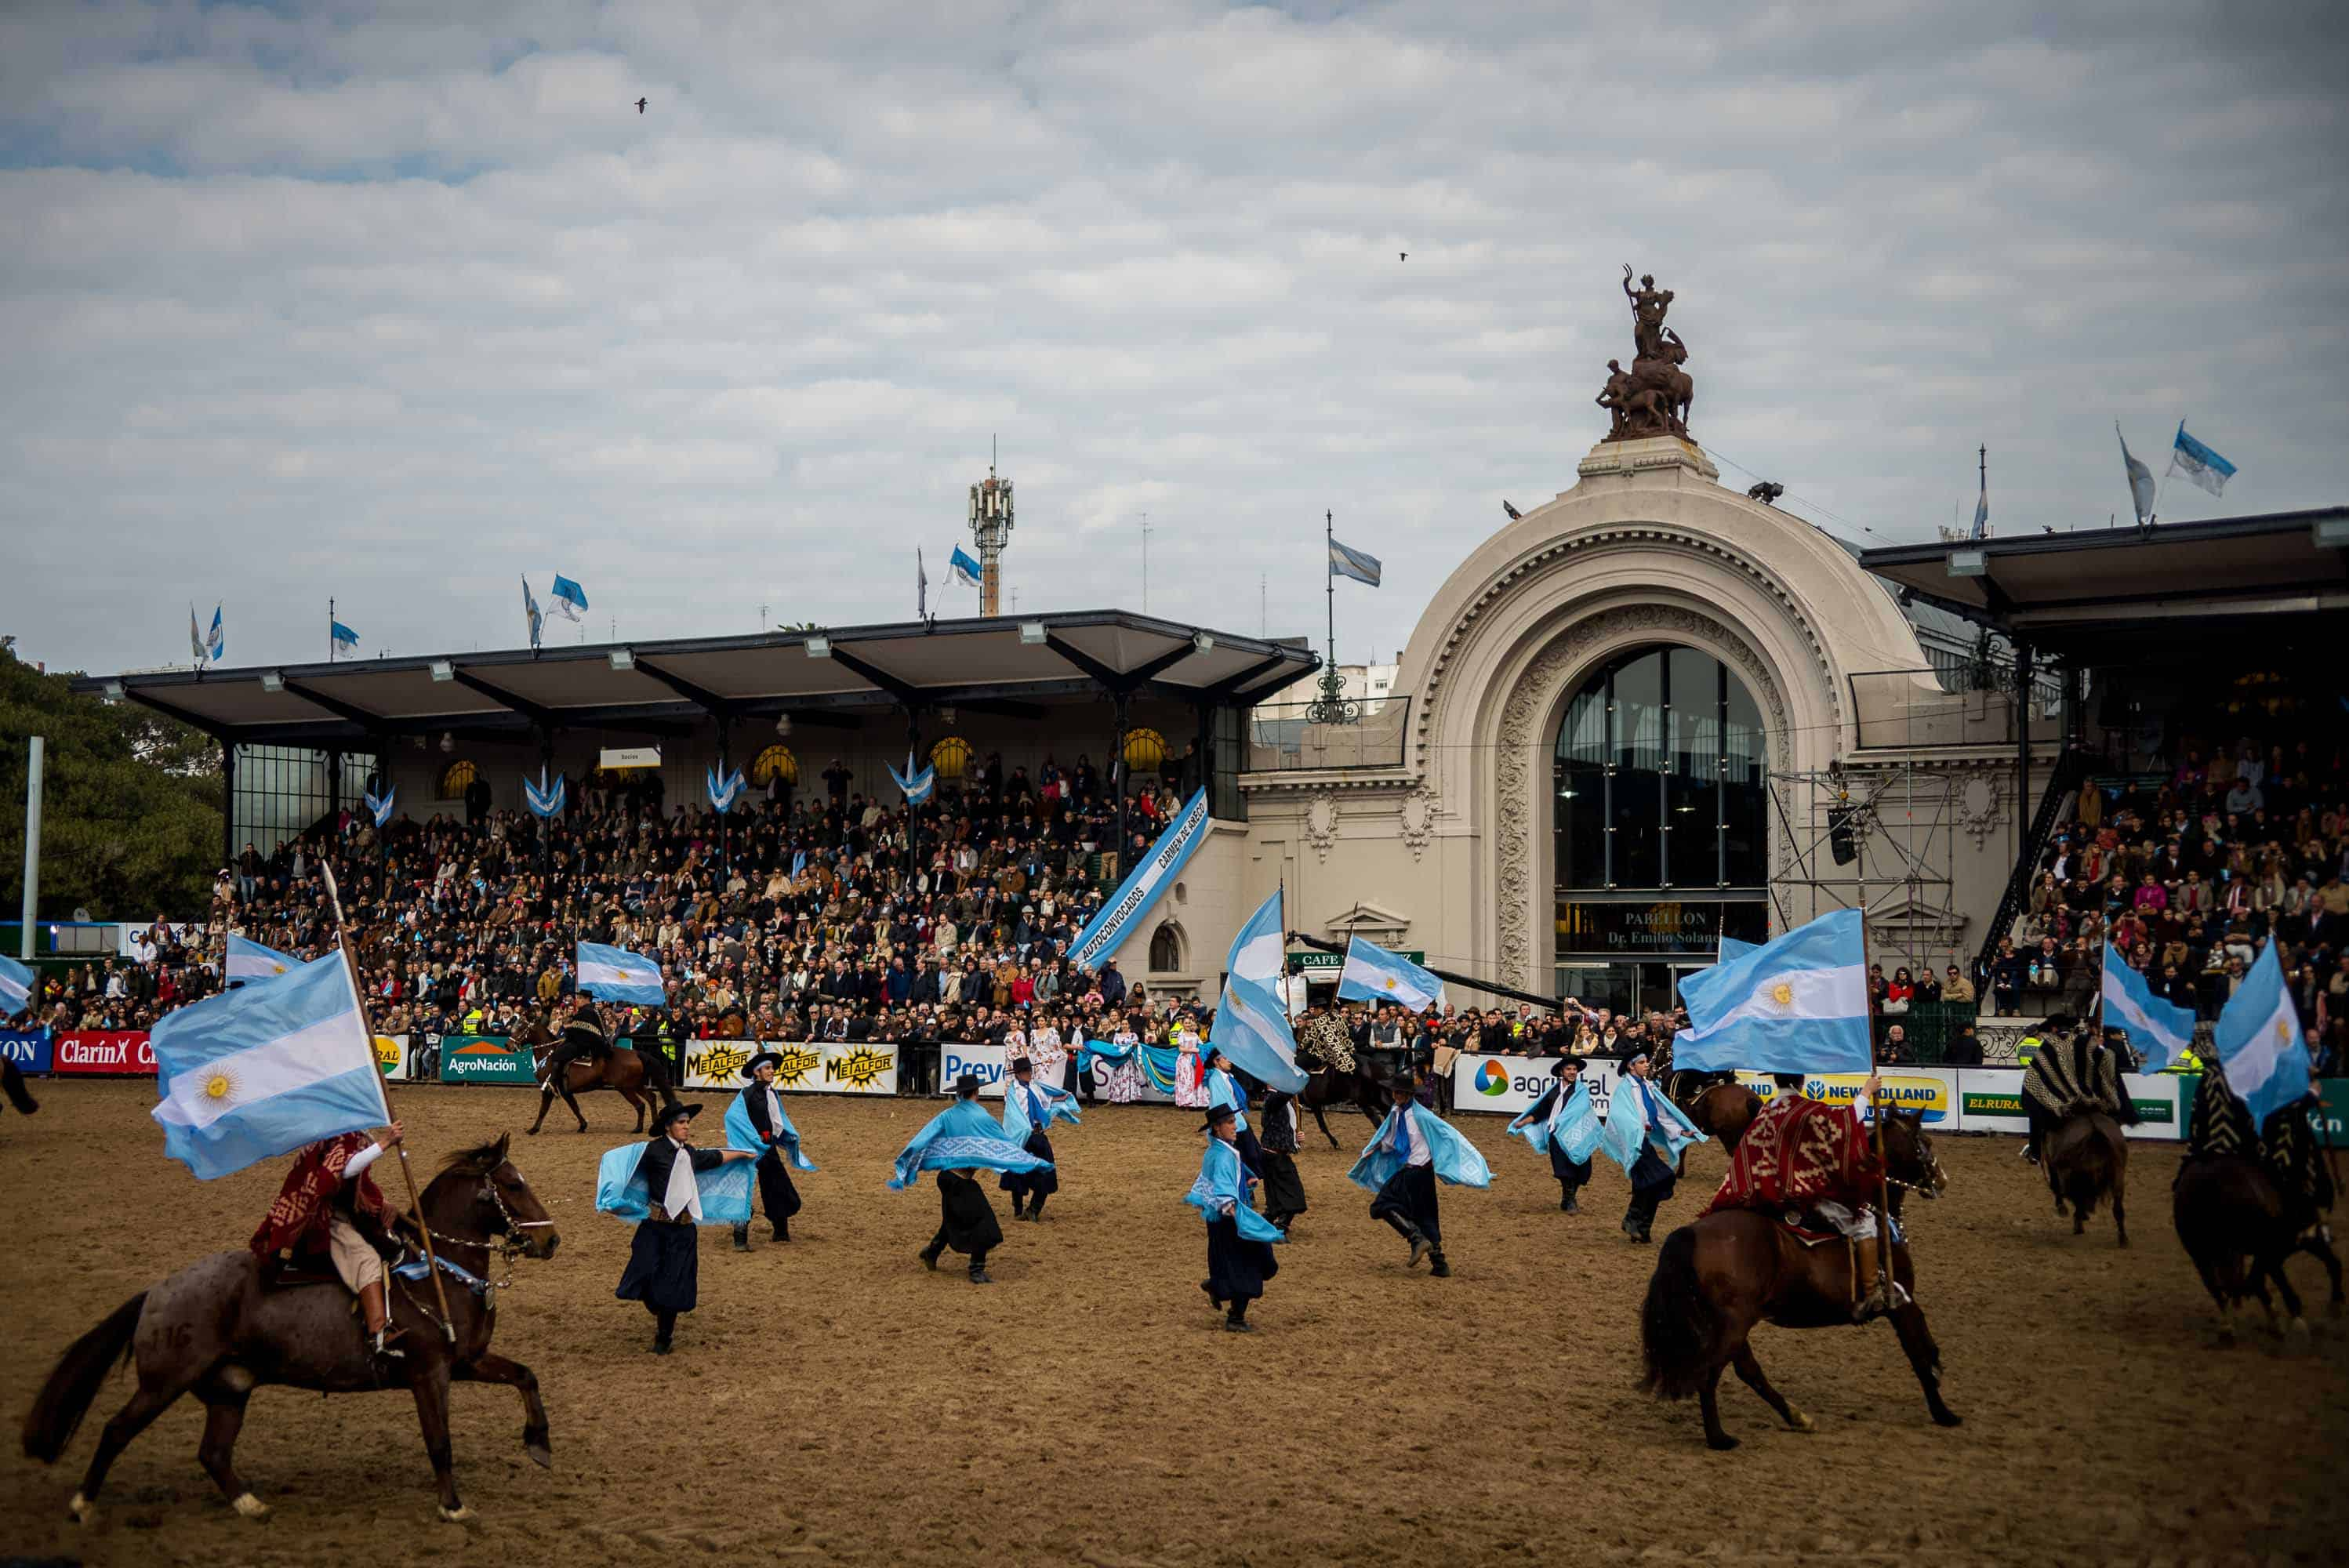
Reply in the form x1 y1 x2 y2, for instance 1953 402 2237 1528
1068 787 1212 971
949 545 982 588
226 934 300 986
525 766 565 818
2214 942 2312 1131
151 953 388 1181
576 942 666 1007
917 547 928 618
886 751 935 805
206 605 225 662
2168 422 2237 498
2118 424 2156 525
365 784 395 829
521 576 543 650
549 574 588 622
887 1098 1053 1190
1337 935 1445 1011
190 604 205 663
1968 467 1989 540
1672 908 1871 1075
1209 891 1308 1093
331 619 358 655
0 953 32 1017
1669 935 1758 1057
1596 1073 1707 1176
1328 537 1381 587
2100 942 2193 1073
706 762 746 814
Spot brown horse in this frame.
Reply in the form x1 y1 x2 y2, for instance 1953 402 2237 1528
2173 1154 2344 1340
1297 1060 1388 1148
1639 1110 1960 1450
1680 1080 1761 1152
518 1013 677 1135
22 1136 559 1523
2045 1111 2128 1246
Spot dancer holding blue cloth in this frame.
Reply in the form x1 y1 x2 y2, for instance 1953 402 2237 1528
892 1073 1054 1284
1349 1072 1492 1278
1187 1103 1284 1331
726 1051 816 1250
1507 1054 1599 1214
999 1055 1080 1222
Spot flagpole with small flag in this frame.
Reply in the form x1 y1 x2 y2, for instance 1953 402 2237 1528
321 862 456 1341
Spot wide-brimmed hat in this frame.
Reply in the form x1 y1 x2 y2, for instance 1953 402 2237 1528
1200 1103 1237 1131
653 1101 703 1132
1008 1056 1033 1073
1385 1071 1418 1094
954 1073 982 1096
741 1050 784 1080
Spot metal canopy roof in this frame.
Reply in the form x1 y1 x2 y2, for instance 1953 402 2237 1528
1857 507 2349 661
74 611 1318 746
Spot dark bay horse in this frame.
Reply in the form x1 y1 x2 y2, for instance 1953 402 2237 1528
519 1013 677 1135
2045 1110 2128 1246
1679 1080 1761 1152
2174 1154 2344 1340
23 1135 559 1523
1297 1060 1387 1147
1639 1110 1960 1450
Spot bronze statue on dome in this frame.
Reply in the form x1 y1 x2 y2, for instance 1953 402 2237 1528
1601 264 1695 443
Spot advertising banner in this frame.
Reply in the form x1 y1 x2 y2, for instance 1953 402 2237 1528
942 1043 1007 1098
682 1040 900 1094
53 1031 156 1076
1951 1069 2185 1138
2318 1080 2349 1145
372 1033 408 1081
436 1035 536 1085
0 1029 53 1076
1451 1054 1625 1117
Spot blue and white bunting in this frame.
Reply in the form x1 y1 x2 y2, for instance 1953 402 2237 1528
706 761 746 814
1337 935 1444 1011
885 751 935 805
949 545 982 587
226 933 299 986
0 953 33 1017
151 953 388 1181
2167 422 2238 498
1672 909 1871 1075
2213 942 2312 1131
365 784 395 829
1068 788 1211 971
521 575 543 650
524 766 565 818
575 942 666 1007
1328 537 1381 587
1209 891 1308 1093
549 574 588 622
2100 942 2194 1073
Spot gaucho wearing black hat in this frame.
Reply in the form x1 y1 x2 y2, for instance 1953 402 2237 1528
614 1102 754 1354
732 1050 806 1252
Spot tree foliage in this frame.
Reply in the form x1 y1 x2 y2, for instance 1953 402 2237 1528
0 638 223 923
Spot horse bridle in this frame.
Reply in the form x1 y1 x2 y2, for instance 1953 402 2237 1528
408 1163 554 1290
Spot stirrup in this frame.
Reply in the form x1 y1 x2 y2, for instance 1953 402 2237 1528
372 1327 407 1360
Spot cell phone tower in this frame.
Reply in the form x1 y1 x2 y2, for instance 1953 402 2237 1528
968 440 1014 617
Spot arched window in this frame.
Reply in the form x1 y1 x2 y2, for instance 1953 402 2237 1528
437 759 478 798
928 735 972 781
1149 920 1185 974
1122 728 1168 775
1553 645 1766 891
750 744 799 786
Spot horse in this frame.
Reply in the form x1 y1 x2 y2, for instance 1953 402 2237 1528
2044 1110 2128 1246
517 1012 677 1135
1296 1059 1388 1148
1638 1109 1959 1450
2173 1154 2344 1341
1674 1078 1761 1152
21 1135 559 1524
1 1054 37 1116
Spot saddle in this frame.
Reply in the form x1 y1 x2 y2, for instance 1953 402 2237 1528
258 1250 347 1291
1771 1211 1845 1249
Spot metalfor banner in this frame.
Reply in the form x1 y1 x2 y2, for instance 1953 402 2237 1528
0 1029 53 1075
682 1040 899 1094
435 1035 536 1085
53 1031 156 1076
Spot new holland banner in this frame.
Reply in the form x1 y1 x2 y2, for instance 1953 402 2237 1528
1067 787 1211 971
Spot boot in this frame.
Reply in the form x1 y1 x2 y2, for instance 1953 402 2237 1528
1202 1280 1224 1311
969 1264 994 1285
1851 1238 1893 1322
732 1223 750 1252
772 1220 790 1243
360 1284 405 1368
1429 1251 1452 1279
1027 1195 1047 1223
652 1311 676 1355
1559 1186 1580 1214
1224 1301 1254 1333
918 1240 943 1271
1010 1199 1027 1221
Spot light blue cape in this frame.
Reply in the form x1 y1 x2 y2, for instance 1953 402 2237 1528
1001 1076 1082 1145
1185 1137 1286 1243
1206 1065 1250 1131
595 1132 760 1227
1596 1075 1708 1176
887 1098 1055 1191
1507 1077 1600 1163
724 1086 819 1173
1348 1104 1494 1192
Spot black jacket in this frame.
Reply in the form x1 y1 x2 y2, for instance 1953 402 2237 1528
637 1137 730 1219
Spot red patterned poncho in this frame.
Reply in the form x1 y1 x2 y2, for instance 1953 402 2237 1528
249 1131 391 1261
1701 1094 1882 1217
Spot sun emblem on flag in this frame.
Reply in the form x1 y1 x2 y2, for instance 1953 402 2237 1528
2278 1018 2296 1044
1768 980 1795 1008
203 1069 238 1102
1382 976 1398 992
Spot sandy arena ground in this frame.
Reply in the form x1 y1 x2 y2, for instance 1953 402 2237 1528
3 1080 2346 1566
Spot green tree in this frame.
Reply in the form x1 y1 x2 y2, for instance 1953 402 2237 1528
0 637 223 924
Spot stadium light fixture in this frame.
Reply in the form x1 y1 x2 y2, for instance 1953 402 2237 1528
429 659 454 682
100 680 123 703
775 713 793 737
260 671 284 693
805 635 831 659
1946 549 1989 578
2316 517 2349 550
608 648 635 671
439 731 455 753
1019 620 1047 645
1193 631 1214 654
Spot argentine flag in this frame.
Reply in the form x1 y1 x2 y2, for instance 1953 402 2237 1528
1337 935 1444 1011
1668 935 1757 1057
1328 537 1381 587
151 954 388 1181
2167 423 2237 498
0 953 32 1017
887 751 935 805
1211 891 1307 1092
331 619 359 654
949 545 982 587
205 606 225 663
522 576 543 649
227 934 300 986
1674 908 1871 1074
576 941 666 1007
2100 942 2193 1073
550 574 589 622
2213 942 2311 1131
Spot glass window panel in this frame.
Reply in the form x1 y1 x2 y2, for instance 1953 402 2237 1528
1610 652 1663 887
1665 648 1718 885
1553 688 1608 890
1723 674 1767 886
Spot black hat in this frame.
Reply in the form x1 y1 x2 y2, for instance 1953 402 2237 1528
1009 1056 1033 1073
1386 1071 1418 1094
1200 1103 1237 1131
954 1073 982 1096
1554 1053 1587 1073
741 1050 784 1080
653 1101 703 1132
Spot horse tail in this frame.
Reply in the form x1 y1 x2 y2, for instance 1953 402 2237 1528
22 1292 146 1463
1639 1225 1718 1401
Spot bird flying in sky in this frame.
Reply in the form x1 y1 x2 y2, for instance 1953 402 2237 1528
635 97 647 114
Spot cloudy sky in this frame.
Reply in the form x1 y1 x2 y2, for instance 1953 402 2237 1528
4 0 2344 677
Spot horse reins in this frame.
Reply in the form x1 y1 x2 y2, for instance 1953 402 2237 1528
399 1167 554 1295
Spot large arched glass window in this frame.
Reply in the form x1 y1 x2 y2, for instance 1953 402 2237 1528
1553 646 1766 890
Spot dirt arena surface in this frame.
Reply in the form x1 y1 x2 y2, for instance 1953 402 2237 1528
3 1082 2345 1567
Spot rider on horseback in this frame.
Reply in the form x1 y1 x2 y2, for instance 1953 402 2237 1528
1701 1073 1897 1322
2020 1018 2135 1167
538 993 613 1087
250 1123 408 1363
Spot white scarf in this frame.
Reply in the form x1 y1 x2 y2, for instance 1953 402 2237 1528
662 1136 702 1221
764 1085 786 1142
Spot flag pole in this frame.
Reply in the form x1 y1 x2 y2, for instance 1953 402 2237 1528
1853 813 1896 1316
321 860 457 1341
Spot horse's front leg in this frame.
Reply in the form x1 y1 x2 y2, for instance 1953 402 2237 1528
2111 1175 2127 1249
559 1075 589 1133
1697 1363 1736 1450
452 1352 550 1468
1311 1102 1337 1149
526 1087 554 1136
2304 1234 2346 1318
407 1362 469 1520
1886 1274 1962 1428
1730 1343 1810 1432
